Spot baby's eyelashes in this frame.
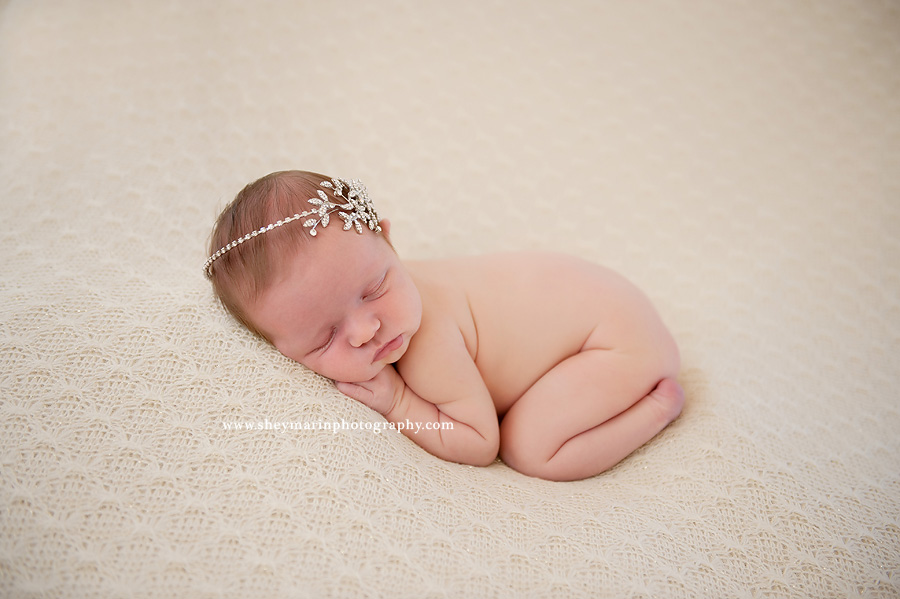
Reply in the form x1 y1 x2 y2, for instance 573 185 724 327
311 328 336 354
365 287 387 302
363 273 388 301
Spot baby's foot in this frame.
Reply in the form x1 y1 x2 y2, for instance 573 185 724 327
647 378 685 425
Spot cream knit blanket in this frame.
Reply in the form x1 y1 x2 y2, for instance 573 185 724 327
1 1 898 597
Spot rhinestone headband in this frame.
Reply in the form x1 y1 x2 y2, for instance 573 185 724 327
204 177 382 278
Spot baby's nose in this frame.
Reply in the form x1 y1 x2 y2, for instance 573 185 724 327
347 312 380 348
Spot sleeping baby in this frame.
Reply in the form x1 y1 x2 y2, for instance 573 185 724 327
205 170 683 481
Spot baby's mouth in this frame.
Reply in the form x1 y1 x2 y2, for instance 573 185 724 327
373 334 403 363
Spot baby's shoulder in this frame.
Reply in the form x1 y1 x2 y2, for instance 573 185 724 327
402 257 479 356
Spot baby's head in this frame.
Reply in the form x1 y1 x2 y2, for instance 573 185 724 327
206 170 422 383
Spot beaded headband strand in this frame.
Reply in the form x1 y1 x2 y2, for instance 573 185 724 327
204 177 381 278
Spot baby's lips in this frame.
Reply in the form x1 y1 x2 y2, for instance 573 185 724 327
373 334 403 362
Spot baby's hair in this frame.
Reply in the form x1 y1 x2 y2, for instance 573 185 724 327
207 170 343 337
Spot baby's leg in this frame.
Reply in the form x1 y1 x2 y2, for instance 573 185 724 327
499 334 682 481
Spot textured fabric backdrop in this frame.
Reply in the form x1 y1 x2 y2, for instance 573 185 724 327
1 1 898 597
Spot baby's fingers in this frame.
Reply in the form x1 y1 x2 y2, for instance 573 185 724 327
335 381 375 407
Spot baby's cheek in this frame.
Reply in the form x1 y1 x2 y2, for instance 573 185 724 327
317 354 373 384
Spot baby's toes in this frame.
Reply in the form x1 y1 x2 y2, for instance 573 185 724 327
648 378 685 424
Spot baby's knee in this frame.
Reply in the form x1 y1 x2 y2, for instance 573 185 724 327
498 423 556 480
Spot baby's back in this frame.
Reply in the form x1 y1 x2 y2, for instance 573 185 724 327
406 252 662 414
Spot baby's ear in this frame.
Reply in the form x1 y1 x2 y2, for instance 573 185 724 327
379 219 392 238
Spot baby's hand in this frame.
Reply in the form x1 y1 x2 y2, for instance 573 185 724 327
335 365 404 416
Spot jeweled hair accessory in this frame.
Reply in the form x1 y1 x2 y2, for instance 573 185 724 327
204 177 381 278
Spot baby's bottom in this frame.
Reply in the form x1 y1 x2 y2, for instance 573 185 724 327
498 328 683 482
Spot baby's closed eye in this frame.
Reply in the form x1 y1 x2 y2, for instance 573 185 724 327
363 273 388 301
311 328 336 354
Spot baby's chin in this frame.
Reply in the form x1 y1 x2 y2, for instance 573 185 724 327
310 342 408 383
327 363 388 385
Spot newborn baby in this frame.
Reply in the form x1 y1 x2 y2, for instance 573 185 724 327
206 170 683 481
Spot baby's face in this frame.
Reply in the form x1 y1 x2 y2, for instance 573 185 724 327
244 222 422 383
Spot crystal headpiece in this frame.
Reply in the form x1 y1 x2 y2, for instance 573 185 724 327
204 177 382 278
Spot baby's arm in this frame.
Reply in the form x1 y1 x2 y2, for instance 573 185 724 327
337 318 500 467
